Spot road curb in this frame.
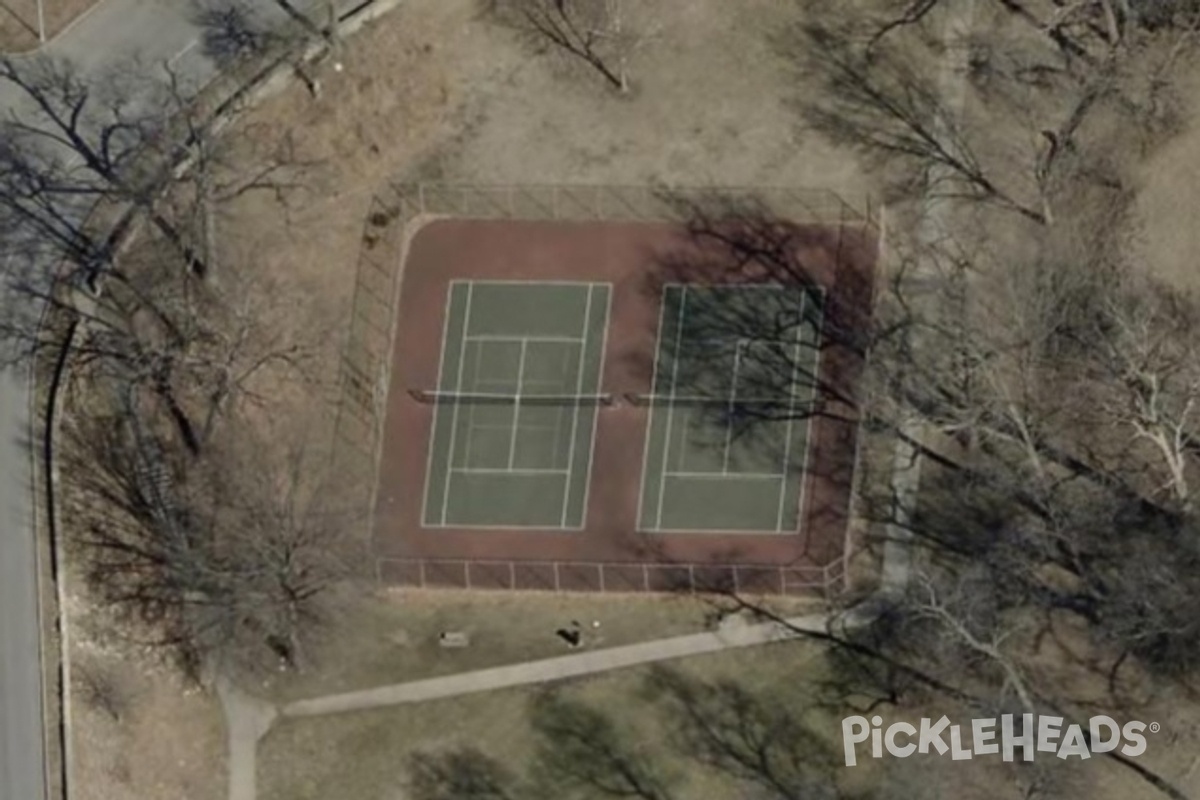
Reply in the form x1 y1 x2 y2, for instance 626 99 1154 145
28 297 76 800
25 1 405 799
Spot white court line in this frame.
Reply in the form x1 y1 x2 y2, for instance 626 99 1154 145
664 471 786 480
789 289 827 535
461 279 602 287
774 293 805 532
420 283 460 527
423 520 584 532
721 340 745 474
439 282 474 525
166 37 201 68
561 285 594 528
644 525 799 535
506 340 530 470
466 334 586 345
634 293 670 531
577 285 613 529
453 468 569 475
461 342 493 470
656 287 689 530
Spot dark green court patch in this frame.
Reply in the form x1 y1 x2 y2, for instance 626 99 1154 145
423 282 610 528
638 284 824 533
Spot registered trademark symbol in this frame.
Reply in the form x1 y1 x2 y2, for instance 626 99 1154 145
1149 722 1161 734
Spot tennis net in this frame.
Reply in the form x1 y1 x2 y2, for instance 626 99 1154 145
409 390 615 407
623 393 794 408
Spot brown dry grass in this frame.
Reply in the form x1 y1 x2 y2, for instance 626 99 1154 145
254 589 818 703
1137 60 1200 295
258 640 831 800
66 579 226 800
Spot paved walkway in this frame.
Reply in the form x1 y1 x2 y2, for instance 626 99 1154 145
0 2 963 799
0 3 325 800
0 2 219 797
221 611 830 800
284 612 829 718
218 677 277 800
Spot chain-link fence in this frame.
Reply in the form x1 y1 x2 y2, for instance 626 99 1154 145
379 557 846 598
333 183 876 596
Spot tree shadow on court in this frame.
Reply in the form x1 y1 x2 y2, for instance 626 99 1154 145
623 192 878 578
634 193 873 440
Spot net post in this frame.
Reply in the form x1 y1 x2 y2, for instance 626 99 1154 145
509 561 516 590
554 562 561 592
465 561 473 590
419 559 426 589
598 564 606 593
688 564 696 594
642 563 650 592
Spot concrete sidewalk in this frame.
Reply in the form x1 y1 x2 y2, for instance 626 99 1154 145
0 3 326 800
283 613 829 718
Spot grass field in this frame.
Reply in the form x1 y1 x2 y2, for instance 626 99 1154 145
258 639 833 800
255 589 819 704
55 0 1200 798
257 616 1194 800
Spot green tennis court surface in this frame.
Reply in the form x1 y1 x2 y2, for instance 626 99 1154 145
422 281 611 528
637 284 824 533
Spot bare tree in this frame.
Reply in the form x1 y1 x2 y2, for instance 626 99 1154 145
194 0 283 67
0 55 215 281
785 0 1194 228
62 403 361 676
644 667 843 800
75 662 133 723
527 692 677 800
407 747 519 800
1083 278 1200 512
485 0 649 93
866 0 1200 56
636 190 1200 799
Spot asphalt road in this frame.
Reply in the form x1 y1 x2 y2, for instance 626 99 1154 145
0 1 260 797
0 360 42 800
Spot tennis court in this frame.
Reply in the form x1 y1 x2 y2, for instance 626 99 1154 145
373 199 878 594
421 280 612 528
637 284 824 533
